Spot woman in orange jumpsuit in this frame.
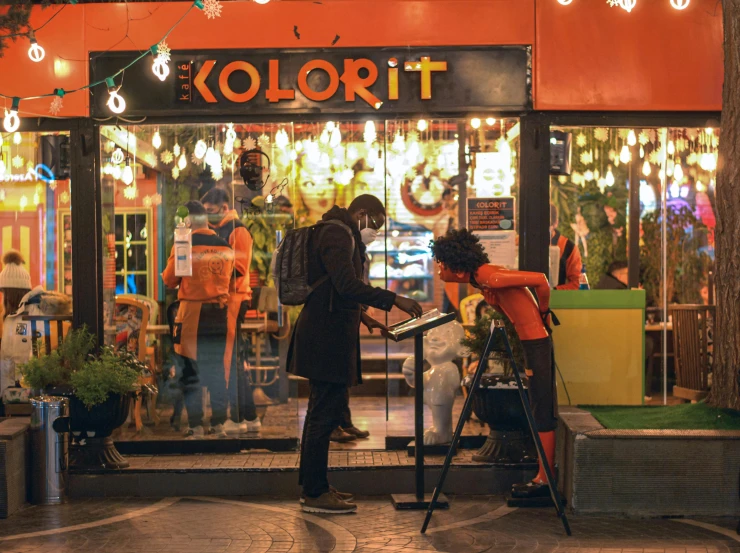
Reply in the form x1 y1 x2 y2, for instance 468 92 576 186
430 228 558 498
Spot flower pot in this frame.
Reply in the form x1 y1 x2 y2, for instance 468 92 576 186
67 392 133 470
463 374 536 465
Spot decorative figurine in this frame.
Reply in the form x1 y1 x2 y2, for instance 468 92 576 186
402 320 467 445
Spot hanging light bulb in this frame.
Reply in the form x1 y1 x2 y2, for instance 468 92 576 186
111 148 125 165
173 143 181 157
121 159 134 185
605 165 616 187
27 31 45 63
705 127 714 135
152 57 170 81
619 0 637 12
194 140 207 160
674 163 684 182
642 160 651 176
105 78 126 114
13 132 21 145
363 121 376 144
152 131 162 150
486 117 496 126
627 130 637 146
320 128 330 145
3 98 20 133
205 145 216 165
223 139 234 156
275 128 289 150
330 126 342 149
470 118 481 129
254 0 270 4
178 152 187 170
417 119 428 132
619 145 631 164
670 0 690 10
639 145 645 158
696 180 706 192
557 0 573 4
326 121 336 132
667 140 675 155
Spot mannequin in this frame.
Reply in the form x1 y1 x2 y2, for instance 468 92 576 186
430 228 558 499
402 320 466 445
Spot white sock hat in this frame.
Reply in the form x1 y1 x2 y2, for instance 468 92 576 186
0 251 32 290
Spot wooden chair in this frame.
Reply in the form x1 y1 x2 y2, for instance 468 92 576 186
459 293 485 327
113 297 154 431
670 304 715 402
23 315 73 357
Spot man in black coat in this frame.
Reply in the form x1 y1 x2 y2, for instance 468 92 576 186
288 194 422 514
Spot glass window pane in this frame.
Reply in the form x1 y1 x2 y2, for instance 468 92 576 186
115 245 124 272
128 244 148 272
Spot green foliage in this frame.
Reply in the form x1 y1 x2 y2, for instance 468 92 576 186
242 204 293 285
69 347 142 409
19 328 146 409
460 310 525 374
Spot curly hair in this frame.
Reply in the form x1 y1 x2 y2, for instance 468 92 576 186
430 228 490 274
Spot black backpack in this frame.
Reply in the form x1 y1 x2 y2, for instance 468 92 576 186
270 220 355 306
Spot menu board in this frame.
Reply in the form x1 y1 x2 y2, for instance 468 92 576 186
467 197 516 232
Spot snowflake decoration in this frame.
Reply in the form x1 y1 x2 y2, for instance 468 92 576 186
49 181 57 191
594 128 609 142
123 185 138 200
49 96 63 116
233 138 242 150
257 134 270 149
191 153 201 164
676 138 688 152
151 193 162 206
580 151 593 165
26 161 34 172
647 129 657 143
12 155 23 169
687 152 698 166
60 191 70 205
638 131 650 146
143 195 152 208
576 133 587 148
617 129 631 140
243 137 256 151
607 0 620 5
202 0 223 19
160 150 174 164
571 171 584 186
408 131 420 143
649 149 661 165
172 167 180 179
156 41 171 63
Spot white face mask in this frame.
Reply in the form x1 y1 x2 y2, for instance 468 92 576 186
359 214 379 245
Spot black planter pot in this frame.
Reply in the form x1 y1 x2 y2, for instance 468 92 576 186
463 373 537 465
67 393 133 470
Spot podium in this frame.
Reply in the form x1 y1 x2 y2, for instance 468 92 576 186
382 310 457 510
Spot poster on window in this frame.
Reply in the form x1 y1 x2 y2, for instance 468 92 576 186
477 231 517 269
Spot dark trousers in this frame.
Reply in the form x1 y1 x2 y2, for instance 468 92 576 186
181 304 228 429
228 302 257 422
299 380 347 498
338 389 352 429
521 336 558 433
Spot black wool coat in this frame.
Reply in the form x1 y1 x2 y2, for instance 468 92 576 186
287 207 396 386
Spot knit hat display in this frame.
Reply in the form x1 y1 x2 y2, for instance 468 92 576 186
0 251 32 290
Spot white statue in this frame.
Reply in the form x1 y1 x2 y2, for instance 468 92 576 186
402 320 467 445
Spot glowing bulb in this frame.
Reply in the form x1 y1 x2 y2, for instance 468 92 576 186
28 35 45 63
619 0 636 12
254 0 270 4
223 139 234 155
106 90 126 114
326 121 336 132
705 127 714 135
13 132 21 145
642 160 651 176
111 148 125 165
330 127 342 149
152 131 161 149
670 182 680 198
471 118 481 129
122 161 134 185
266 194 274 204
173 143 181 157
667 141 675 155
606 166 615 186
486 117 496 126
112 165 122 180
194 140 207 160
33 192 40 206
275 128 289 150
674 164 684 181
417 119 428 132
3 100 20 133
152 57 170 81
320 128 330 145
178 153 187 170
696 180 706 192
557 0 573 4
205 146 215 164
670 0 690 9
639 146 645 158
619 145 631 164
19 195 27 211
363 121 376 144
627 130 637 146
680 185 690 198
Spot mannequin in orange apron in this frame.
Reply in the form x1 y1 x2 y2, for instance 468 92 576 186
202 187 260 434
162 201 235 439
431 228 559 499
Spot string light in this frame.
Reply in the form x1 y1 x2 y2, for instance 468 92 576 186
417 120 428 132
642 160 651 176
122 159 134 185
557 0 573 4
194 140 207 160
674 163 684 181
486 117 496 126
605 165 615 186
667 140 675 155
13 132 21 145
150 45 170 82
152 131 162 149
3 98 20 133
627 129 637 146
105 78 126 114
178 152 187 170
471 118 481 129
27 30 45 63
111 148 125 165
255 0 270 4
619 145 631 164
619 0 636 12
670 0 689 9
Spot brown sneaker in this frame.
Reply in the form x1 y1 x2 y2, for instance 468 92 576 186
330 428 356 443
301 492 357 514
301 486 354 504
342 426 370 439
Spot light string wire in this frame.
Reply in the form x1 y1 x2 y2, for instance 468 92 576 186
0 0 201 109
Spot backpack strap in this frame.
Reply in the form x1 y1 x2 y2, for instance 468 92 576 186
313 220 357 312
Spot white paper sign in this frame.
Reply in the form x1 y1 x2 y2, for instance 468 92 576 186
477 231 517 269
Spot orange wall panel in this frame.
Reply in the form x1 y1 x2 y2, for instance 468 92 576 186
535 0 723 111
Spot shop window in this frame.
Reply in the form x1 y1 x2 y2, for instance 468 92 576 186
113 211 151 297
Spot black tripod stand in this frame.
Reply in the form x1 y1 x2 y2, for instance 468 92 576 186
421 319 572 536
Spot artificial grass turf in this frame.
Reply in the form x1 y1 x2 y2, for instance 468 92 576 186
583 401 740 430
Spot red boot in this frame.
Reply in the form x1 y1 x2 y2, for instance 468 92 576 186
511 431 556 498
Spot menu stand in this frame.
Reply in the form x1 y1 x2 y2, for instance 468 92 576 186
382 310 457 510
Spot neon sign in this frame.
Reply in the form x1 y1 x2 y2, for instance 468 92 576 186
0 164 56 184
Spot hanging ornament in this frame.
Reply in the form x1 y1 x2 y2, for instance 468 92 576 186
194 140 208 160
639 146 645 158
618 0 636 12
687 152 698 166
638 131 650 146
33 192 40 206
11 155 23 168
642 161 651 176
364 121 377 144
152 57 170 82
143 196 153 208
627 130 637 146
576 133 587 147
13 132 21 145
594 128 609 142
105 78 126 114
178 152 187 170
674 164 684 181
580 151 593 165
172 167 180 179
275 128 290 150
173 143 181 157
123 185 138 200
160 150 174 164
225 124 237 143
608 149 617 161
59 191 70 205
152 131 162 150
3 98 20 133
619 145 631 164
19 195 28 211
667 141 676 155
242 137 256 151
670 0 689 9
392 131 406 153
605 165 616 186
122 160 134 185
201 0 223 19
571 171 584 187
223 139 234 156
49 181 57 191
156 40 171 63
584 170 595 182
417 119 428 132
112 148 125 165
49 92 64 116
648 150 660 165
330 126 342 149
151 193 162 206
257 134 270 149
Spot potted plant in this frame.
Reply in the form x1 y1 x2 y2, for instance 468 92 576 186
461 310 537 465
19 328 145 469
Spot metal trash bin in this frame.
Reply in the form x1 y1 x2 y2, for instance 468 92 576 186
30 396 69 505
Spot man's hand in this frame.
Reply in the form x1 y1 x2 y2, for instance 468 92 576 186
361 312 388 334
394 296 423 318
